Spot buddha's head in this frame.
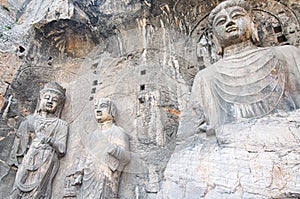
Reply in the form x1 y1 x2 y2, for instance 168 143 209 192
38 82 66 117
94 98 117 123
208 0 259 54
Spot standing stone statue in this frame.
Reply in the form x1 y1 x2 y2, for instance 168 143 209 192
71 98 130 199
189 0 300 130
9 82 68 199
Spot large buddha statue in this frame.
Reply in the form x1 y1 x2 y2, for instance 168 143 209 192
158 1 300 198
190 0 300 130
9 82 68 199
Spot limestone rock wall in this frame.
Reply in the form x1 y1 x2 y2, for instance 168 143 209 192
158 111 300 198
0 0 299 198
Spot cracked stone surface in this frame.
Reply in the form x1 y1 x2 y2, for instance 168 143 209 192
0 0 299 198
158 110 300 198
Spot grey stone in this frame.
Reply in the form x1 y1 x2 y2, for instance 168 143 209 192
159 111 300 198
0 0 299 198
158 0 300 198
9 82 68 198
64 98 131 199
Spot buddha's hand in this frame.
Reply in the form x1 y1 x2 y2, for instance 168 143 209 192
72 170 84 186
198 120 208 132
41 137 53 146
107 144 120 158
198 121 215 135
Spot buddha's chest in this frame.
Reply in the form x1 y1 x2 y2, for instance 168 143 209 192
213 52 294 120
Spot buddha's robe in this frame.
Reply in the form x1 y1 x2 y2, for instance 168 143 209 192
190 46 300 128
10 114 68 199
81 123 130 199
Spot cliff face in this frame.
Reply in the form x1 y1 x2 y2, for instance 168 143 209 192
0 0 299 198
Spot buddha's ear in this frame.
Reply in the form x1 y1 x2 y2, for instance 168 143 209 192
210 32 223 55
35 96 41 115
250 17 260 43
55 101 65 118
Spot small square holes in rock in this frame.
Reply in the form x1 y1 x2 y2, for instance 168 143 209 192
141 70 146 75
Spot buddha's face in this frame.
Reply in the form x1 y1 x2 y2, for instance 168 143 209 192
39 91 61 114
212 6 252 48
94 101 112 123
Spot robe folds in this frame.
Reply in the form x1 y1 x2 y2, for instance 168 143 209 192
190 46 300 128
10 114 68 199
81 123 130 199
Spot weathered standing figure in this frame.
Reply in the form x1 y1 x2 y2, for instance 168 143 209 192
189 0 300 130
78 98 131 199
10 82 68 199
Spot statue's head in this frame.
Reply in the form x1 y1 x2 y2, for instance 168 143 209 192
94 98 117 123
208 0 259 54
37 82 66 117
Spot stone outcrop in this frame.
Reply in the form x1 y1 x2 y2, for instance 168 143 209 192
158 110 300 198
0 0 299 198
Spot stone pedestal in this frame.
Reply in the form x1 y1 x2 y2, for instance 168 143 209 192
158 110 300 198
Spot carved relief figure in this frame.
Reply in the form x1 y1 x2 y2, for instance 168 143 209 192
190 0 300 129
76 98 130 199
9 82 68 199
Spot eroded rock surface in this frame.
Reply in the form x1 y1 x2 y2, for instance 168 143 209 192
158 110 300 198
0 0 299 198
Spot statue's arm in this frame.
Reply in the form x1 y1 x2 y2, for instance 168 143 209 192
292 47 300 108
51 121 69 157
293 47 300 108
177 71 213 141
107 129 131 167
277 46 300 108
8 117 31 166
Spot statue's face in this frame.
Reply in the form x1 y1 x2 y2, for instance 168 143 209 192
94 102 112 123
40 91 61 114
212 6 252 48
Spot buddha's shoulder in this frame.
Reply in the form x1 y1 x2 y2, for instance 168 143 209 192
111 124 128 138
58 118 68 126
269 45 300 57
194 65 216 82
274 45 299 51
49 116 68 126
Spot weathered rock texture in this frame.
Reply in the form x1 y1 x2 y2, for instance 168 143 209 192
0 0 299 198
158 110 300 198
